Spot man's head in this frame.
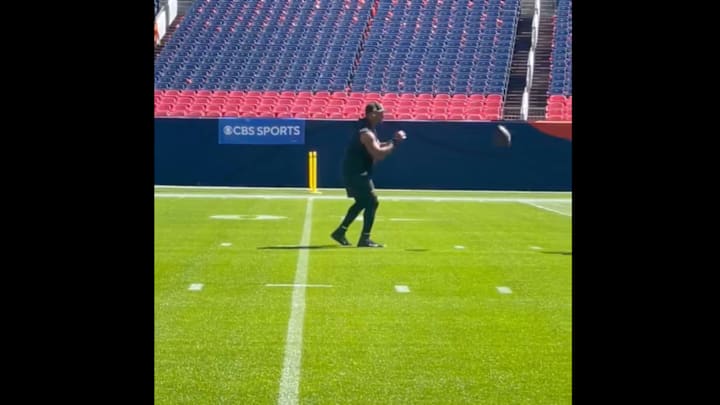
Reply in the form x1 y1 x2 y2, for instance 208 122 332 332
365 102 385 125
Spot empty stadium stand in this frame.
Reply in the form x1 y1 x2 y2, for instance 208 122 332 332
545 0 571 121
154 0 526 121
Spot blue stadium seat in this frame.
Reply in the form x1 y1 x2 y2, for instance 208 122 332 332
155 0 524 114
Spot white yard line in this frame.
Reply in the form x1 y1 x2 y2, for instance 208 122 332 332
155 192 569 203
277 198 314 405
496 286 513 294
154 184 570 194
521 201 572 216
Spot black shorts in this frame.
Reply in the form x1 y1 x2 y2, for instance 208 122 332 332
344 174 375 199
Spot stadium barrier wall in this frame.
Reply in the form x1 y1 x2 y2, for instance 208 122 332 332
155 118 571 191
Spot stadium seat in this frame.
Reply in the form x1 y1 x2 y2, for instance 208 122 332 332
155 0 521 120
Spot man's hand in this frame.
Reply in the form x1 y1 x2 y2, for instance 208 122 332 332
393 130 407 144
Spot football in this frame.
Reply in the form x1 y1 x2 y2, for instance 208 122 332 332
493 124 512 147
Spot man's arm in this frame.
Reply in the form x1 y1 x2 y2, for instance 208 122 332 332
360 129 395 161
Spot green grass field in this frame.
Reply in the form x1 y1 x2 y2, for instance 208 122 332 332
155 186 571 404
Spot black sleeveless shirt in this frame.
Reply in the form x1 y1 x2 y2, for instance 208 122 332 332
342 119 375 177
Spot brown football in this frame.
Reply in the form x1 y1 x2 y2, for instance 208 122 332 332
493 125 512 147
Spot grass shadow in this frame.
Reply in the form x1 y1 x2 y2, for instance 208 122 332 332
540 251 572 256
257 244 341 250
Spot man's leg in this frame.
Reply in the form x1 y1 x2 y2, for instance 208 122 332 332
331 198 363 246
360 196 378 237
340 199 364 229
357 181 383 248
331 181 363 246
